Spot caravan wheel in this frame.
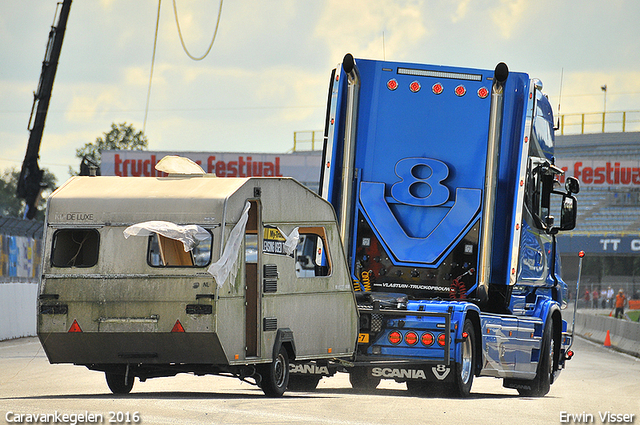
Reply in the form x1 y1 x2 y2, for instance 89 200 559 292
105 369 134 394
259 346 290 397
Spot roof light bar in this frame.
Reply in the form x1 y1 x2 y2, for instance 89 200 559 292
397 67 482 82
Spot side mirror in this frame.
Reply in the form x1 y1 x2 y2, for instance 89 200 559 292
559 195 578 231
565 176 580 195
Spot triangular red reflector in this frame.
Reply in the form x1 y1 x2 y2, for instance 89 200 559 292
171 319 185 333
68 319 82 333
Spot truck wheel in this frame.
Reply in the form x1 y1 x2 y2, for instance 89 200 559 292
406 380 440 397
259 346 290 397
288 375 321 391
518 321 553 397
450 319 475 397
349 367 380 390
105 369 134 394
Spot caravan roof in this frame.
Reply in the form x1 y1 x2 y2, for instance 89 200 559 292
46 176 334 226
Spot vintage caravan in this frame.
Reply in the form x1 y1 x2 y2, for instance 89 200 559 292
38 171 358 396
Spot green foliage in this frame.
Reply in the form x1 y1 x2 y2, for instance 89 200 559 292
72 122 148 175
0 167 57 220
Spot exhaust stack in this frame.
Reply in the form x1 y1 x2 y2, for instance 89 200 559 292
338 53 361 249
477 62 509 303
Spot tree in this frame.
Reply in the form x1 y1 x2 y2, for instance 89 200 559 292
72 122 148 175
0 167 57 220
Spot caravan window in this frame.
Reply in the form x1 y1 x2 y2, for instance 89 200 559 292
148 232 213 267
295 228 331 278
51 229 99 267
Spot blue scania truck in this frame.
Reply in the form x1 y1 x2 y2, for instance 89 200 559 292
291 54 580 397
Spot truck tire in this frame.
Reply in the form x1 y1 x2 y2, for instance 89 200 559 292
349 367 380 390
406 380 441 397
258 346 290 397
105 369 134 394
449 318 475 397
287 375 321 391
518 320 553 397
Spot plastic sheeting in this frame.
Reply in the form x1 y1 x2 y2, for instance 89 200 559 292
155 155 206 175
282 227 300 255
123 221 210 252
208 201 251 288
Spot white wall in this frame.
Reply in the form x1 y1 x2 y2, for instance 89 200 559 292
0 282 38 341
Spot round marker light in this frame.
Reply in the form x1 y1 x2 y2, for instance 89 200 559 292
405 331 418 345
437 333 446 346
455 85 466 97
409 81 421 93
388 331 402 345
432 83 444 95
478 87 489 99
387 79 399 91
421 332 434 346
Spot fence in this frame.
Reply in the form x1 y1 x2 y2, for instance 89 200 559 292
559 111 640 135
292 130 323 152
0 217 43 340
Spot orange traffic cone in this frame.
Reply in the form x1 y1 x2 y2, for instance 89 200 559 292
604 330 612 347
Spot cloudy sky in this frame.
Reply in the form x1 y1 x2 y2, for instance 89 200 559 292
2 0 640 182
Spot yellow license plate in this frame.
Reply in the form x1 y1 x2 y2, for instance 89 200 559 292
358 333 369 343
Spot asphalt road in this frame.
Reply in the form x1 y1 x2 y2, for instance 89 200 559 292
1 336 638 425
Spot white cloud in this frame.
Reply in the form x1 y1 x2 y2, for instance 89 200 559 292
550 71 640 111
314 0 428 62
2 0 640 184
451 0 472 23
490 0 531 39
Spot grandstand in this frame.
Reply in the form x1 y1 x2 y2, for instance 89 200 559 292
556 131 640 234
555 131 640 297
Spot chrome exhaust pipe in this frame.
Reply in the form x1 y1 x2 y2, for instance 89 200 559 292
477 62 509 303
338 53 360 249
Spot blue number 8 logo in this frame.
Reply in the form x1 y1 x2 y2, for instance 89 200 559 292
390 157 450 206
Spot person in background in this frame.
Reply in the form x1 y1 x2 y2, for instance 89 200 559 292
605 286 614 309
592 287 599 309
615 288 627 319
584 289 590 309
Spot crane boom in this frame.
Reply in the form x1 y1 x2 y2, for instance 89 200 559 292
17 0 72 219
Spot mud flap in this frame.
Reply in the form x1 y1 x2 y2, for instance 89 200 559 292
369 364 455 383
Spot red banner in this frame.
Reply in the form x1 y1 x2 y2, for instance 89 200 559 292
556 160 640 187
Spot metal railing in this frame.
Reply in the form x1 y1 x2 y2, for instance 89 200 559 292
292 130 323 152
559 111 640 135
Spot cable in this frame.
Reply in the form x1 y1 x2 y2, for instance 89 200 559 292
172 0 223 61
143 0 162 134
